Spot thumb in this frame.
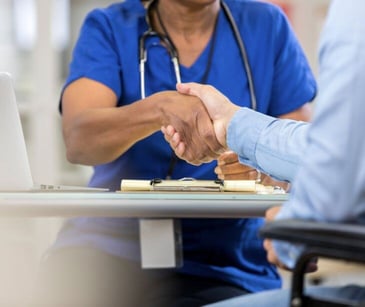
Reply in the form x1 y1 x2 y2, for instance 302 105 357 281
176 82 202 98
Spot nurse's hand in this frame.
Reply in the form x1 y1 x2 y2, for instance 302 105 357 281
157 90 223 165
161 83 240 165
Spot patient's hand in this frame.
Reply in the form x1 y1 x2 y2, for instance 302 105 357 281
215 151 289 191
264 207 292 271
161 83 240 165
215 151 260 180
264 206 317 272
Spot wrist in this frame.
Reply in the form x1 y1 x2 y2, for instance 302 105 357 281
221 106 240 147
145 91 175 128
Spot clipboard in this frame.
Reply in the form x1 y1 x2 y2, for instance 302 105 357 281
120 178 285 194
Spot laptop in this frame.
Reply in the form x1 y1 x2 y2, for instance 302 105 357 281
0 72 108 192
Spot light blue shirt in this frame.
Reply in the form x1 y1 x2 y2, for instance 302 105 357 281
227 0 365 268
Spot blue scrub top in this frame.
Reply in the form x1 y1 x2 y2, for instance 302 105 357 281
56 0 316 293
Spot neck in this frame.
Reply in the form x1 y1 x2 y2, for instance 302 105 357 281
152 0 220 37
149 0 220 67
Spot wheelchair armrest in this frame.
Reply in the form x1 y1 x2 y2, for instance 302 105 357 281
259 219 365 256
260 219 365 307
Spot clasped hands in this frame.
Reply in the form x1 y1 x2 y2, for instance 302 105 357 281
160 82 300 271
161 83 262 181
161 82 238 166
160 82 287 183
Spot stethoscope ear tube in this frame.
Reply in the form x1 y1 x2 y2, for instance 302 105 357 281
220 1 257 111
139 29 181 99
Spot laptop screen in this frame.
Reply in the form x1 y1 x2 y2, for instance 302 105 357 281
0 72 34 190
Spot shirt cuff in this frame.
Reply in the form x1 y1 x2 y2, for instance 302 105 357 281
227 108 276 167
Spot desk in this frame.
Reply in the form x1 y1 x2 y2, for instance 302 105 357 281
0 191 288 267
0 191 287 218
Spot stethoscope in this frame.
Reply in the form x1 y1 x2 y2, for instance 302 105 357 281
139 0 257 111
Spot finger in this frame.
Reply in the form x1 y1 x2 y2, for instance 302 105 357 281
177 87 225 156
266 247 278 265
177 96 222 158
161 127 171 141
214 166 222 176
181 149 207 166
173 146 200 165
166 125 176 136
264 240 281 265
266 248 287 270
173 131 218 165
187 138 220 162
176 83 190 95
197 114 224 155
176 82 201 97
198 128 223 156
216 166 259 181
219 173 258 180
216 163 254 176
161 125 176 140
175 142 186 157
263 239 272 251
265 206 281 221
263 239 291 270
215 164 256 180
171 132 182 148
162 132 180 148
180 140 217 165
201 135 223 156
217 151 238 165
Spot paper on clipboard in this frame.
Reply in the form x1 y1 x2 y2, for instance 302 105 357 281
120 178 285 194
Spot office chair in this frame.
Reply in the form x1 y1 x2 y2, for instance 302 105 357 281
260 219 365 307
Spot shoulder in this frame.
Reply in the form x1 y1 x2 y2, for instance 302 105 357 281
225 0 287 21
224 0 291 42
224 0 298 54
83 0 145 28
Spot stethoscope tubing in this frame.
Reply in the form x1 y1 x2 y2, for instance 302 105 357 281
139 0 257 111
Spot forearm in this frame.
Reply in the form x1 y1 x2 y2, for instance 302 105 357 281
63 97 162 165
259 103 312 187
63 89 219 166
228 108 309 182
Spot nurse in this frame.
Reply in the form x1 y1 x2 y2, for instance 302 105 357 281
32 0 316 306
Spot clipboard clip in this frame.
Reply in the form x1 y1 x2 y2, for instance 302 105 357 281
149 177 224 192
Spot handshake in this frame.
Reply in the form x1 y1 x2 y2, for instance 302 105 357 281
159 83 288 188
161 82 240 166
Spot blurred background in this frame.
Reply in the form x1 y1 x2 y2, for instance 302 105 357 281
3 0 362 306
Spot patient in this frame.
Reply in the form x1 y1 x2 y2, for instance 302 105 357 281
162 0 365 305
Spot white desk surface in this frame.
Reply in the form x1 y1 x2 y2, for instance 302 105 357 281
0 191 288 218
